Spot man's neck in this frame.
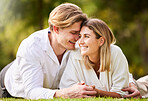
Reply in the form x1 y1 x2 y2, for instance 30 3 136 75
57 50 66 64
48 33 66 63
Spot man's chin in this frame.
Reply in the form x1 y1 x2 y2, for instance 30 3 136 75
67 47 75 50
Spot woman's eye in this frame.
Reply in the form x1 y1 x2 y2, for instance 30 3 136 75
79 35 81 38
85 35 89 38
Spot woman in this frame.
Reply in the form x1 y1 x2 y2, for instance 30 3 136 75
60 18 130 98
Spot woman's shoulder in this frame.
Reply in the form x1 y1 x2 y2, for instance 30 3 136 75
110 44 123 56
110 44 128 66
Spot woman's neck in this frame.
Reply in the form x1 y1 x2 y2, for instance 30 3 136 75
88 52 100 65
88 53 100 74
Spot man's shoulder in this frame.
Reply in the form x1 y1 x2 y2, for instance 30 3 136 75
33 28 49 34
22 28 48 46
17 28 49 57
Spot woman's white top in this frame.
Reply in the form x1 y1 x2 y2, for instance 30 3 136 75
60 45 129 96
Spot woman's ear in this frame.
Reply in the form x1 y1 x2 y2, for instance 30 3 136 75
53 26 59 34
98 37 105 46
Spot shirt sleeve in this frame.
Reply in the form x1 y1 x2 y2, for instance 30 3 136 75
17 39 57 99
129 73 135 84
110 45 129 96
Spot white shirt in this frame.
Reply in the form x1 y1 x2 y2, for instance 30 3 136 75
4 28 70 99
60 45 129 96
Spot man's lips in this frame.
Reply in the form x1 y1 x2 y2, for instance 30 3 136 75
69 41 76 44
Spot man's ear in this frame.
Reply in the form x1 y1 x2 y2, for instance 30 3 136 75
53 26 59 34
98 37 105 46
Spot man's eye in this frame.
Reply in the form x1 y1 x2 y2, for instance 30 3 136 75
71 32 77 35
71 32 80 35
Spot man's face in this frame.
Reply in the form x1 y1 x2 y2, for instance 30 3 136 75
56 21 82 50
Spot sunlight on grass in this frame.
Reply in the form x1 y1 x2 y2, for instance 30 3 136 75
0 97 148 101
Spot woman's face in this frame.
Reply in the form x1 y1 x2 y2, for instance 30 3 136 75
78 26 101 57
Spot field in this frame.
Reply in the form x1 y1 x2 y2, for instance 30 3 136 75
0 97 148 101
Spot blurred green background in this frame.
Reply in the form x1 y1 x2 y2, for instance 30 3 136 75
0 0 148 79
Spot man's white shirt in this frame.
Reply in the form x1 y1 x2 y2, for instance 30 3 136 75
4 28 70 99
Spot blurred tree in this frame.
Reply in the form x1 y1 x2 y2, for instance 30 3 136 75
0 0 60 69
0 0 148 78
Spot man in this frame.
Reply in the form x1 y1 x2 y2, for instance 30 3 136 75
0 3 97 99
0 2 143 99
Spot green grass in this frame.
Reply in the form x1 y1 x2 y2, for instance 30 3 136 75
0 97 148 101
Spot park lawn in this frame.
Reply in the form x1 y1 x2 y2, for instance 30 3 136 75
0 97 148 101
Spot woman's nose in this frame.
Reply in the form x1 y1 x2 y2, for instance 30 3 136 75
78 37 84 44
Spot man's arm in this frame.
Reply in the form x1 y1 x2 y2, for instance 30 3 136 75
54 83 97 98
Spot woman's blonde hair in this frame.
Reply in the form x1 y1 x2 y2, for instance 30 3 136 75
82 19 116 72
48 3 88 31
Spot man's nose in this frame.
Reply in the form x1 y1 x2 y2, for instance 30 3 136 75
75 34 80 41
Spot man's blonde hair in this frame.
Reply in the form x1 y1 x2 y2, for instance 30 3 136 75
48 3 88 31
82 19 116 72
